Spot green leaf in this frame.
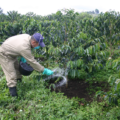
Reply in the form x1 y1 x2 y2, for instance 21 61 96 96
109 97 111 103
92 46 95 54
108 75 112 83
86 49 89 55
67 61 73 69
112 60 118 69
71 70 76 78
88 46 92 55
106 59 112 69
77 59 83 67
73 61 77 68
87 64 93 73
95 43 100 52
76 47 84 55
117 82 120 91
113 98 118 106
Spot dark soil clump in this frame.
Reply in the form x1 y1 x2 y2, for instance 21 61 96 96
51 79 109 102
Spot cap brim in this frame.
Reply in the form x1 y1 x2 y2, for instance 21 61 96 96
39 42 45 47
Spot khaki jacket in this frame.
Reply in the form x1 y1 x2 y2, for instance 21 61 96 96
0 34 44 72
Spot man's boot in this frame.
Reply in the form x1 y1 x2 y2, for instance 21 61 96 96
9 87 18 97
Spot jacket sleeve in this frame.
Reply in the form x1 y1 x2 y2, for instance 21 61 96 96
20 48 44 72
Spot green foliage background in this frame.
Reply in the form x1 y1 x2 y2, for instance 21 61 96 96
1 8 120 119
2 9 119 78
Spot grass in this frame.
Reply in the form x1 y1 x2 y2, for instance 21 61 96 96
0 69 120 120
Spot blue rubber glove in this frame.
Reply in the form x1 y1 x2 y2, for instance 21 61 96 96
42 68 53 75
21 57 27 63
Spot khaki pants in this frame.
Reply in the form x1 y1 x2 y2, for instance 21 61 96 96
0 49 22 87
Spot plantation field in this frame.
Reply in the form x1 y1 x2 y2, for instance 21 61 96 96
1 9 120 119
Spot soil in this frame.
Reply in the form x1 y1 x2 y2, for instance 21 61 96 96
50 79 109 103
55 80 92 101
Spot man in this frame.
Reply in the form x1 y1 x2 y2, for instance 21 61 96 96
0 33 53 97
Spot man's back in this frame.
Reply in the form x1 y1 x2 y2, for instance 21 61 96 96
1 34 31 57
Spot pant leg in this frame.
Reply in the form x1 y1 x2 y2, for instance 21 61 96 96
0 52 17 87
14 58 22 79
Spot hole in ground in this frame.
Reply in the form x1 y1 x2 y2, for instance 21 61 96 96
49 79 110 103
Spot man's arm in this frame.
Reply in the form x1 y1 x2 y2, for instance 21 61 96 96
20 48 44 72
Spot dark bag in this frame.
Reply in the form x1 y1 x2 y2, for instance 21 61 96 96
19 61 34 76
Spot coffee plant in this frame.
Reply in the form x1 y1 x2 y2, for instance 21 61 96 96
0 9 120 80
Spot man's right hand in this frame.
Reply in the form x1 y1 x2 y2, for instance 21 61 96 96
42 68 53 75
